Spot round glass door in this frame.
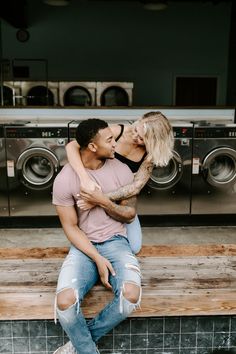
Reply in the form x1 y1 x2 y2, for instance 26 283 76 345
64 86 92 106
0 86 13 105
27 86 54 106
147 151 183 190
101 86 129 106
16 147 59 190
202 147 236 188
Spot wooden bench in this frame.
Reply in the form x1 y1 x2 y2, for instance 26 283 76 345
1 244 236 320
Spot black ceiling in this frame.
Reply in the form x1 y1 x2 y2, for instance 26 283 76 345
0 0 233 29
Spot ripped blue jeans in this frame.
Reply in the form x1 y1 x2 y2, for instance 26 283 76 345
55 235 142 354
126 214 142 254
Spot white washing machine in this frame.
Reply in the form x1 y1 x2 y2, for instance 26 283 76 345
1 81 22 106
59 81 96 106
96 82 133 106
20 81 59 106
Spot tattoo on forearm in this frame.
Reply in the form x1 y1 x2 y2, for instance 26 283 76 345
107 160 153 201
104 197 136 222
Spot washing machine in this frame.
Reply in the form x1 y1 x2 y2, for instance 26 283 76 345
137 122 193 215
0 123 8 216
96 82 133 106
1 81 22 106
191 122 236 214
59 81 96 106
5 121 69 216
20 81 59 106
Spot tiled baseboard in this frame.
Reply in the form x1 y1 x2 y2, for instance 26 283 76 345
0 316 236 354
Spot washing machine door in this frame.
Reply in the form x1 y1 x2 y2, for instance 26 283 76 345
26 86 54 106
202 147 236 188
64 86 92 106
16 147 59 190
0 86 13 105
101 86 129 106
147 151 183 190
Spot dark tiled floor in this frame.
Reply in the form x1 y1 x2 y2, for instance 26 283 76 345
1 316 236 354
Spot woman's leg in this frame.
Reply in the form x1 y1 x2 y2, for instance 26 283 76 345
125 214 142 254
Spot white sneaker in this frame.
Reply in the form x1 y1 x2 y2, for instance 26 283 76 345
53 341 76 354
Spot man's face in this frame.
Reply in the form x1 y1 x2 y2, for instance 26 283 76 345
92 126 117 159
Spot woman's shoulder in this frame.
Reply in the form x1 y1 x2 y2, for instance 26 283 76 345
110 123 125 139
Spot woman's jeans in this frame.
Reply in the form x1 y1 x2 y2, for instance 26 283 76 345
126 214 142 254
55 235 141 354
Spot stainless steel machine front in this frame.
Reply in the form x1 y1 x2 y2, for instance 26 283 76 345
191 123 236 214
5 121 68 216
0 124 8 216
137 122 193 215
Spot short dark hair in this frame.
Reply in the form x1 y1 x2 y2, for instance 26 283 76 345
75 118 108 148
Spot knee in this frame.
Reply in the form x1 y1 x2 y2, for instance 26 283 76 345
57 288 77 311
123 282 141 304
131 244 142 255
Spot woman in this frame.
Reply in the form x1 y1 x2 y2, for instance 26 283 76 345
66 111 174 253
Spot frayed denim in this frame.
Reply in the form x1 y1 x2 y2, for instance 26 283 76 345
55 235 141 354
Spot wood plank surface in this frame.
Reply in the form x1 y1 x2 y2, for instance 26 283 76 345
1 244 236 320
1 290 236 319
1 243 236 259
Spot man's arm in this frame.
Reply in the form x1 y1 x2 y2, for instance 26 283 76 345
79 188 137 223
56 204 115 289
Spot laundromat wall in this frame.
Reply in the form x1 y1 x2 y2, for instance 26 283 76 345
0 107 235 221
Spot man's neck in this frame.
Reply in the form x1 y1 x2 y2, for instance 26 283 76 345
81 151 105 170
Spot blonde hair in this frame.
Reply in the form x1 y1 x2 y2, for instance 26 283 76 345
138 111 174 167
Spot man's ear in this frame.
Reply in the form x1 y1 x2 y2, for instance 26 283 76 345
88 142 97 152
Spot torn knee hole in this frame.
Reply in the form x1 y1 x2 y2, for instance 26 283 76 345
57 288 77 311
122 282 140 304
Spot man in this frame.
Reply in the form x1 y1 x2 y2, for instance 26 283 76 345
52 119 141 354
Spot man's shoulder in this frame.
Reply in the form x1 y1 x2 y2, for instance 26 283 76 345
55 163 75 179
53 163 78 188
108 158 131 171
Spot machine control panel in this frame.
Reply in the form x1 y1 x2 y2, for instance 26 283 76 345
194 126 236 138
5 127 68 138
173 126 193 138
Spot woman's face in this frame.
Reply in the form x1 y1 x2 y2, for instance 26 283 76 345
132 122 145 146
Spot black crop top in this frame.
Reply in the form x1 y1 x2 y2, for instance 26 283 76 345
114 124 146 173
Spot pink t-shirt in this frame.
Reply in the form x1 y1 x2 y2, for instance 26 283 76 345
52 158 134 243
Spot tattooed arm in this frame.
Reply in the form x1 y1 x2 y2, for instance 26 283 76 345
79 187 137 223
106 158 153 201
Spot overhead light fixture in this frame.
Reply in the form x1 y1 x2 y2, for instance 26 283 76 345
143 0 167 11
43 0 70 6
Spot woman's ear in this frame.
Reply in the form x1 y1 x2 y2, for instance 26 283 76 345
88 142 97 152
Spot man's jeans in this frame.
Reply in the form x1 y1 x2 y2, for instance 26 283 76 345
55 235 142 354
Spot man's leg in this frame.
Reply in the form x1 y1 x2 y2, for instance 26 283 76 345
55 245 99 354
87 235 142 343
